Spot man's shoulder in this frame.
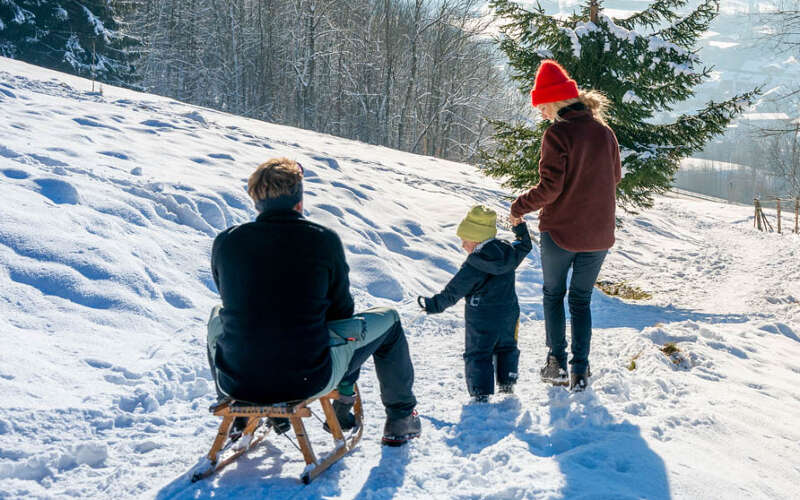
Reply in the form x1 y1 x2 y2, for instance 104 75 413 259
299 217 341 237
215 217 342 246
213 224 241 246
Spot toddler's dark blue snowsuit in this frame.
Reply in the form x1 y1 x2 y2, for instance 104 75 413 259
424 223 532 397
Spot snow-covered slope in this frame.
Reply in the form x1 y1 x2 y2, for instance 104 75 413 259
1 58 799 499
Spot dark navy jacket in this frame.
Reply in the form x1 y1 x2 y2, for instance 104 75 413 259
425 222 532 325
211 209 354 404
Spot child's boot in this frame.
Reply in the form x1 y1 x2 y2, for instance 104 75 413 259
498 383 515 394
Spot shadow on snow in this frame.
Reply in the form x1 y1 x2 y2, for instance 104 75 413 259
444 389 672 499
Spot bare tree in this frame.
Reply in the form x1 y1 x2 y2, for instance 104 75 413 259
123 0 514 164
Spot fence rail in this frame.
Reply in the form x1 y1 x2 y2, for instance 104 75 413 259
754 197 799 234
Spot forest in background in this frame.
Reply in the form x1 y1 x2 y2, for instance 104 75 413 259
123 0 517 163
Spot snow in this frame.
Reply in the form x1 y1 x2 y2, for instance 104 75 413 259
1 57 800 499
560 13 698 77
708 40 739 49
54 7 68 22
81 6 110 41
563 27 582 58
622 90 642 104
681 157 747 172
739 112 791 121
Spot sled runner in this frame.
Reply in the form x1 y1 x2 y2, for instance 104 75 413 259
191 384 363 484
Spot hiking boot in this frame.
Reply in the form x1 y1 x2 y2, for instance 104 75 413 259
323 399 357 434
540 355 568 386
382 410 421 446
267 417 291 435
471 394 490 403
498 383 515 394
570 370 590 393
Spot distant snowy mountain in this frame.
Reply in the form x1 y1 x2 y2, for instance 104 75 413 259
1 58 799 499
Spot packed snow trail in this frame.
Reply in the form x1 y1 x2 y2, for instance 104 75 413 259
1 59 799 499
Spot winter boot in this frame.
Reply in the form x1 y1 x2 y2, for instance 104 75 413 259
267 417 291 435
470 394 490 403
382 410 421 446
323 396 357 434
498 383 515 394
569 370 590 393
228 416 250 442
540 355 568 386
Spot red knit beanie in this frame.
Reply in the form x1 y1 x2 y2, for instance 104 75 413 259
530 60 579 106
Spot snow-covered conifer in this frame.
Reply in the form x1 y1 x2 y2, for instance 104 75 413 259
0 1 138 87
483 0 760 209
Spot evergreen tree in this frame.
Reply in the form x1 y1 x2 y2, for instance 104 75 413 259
0 1 138 87
484 0 760 209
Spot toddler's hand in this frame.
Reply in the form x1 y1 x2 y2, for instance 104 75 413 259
509 214 524 226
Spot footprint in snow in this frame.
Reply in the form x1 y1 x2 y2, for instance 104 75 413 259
163 290 194 309
2 168 29 179
331 180 370 201
208 153 235 161
312 156 342 171
140 119 176 129
99 151 130 160
0 145 21 158
72 117 119 131
34 178 80 205
30 153 69 167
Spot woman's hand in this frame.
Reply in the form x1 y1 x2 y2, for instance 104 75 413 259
509 214 524 226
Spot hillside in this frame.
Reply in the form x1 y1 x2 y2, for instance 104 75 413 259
1 58 799 499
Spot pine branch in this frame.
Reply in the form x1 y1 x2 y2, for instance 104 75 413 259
654 0 719 48
613 0 689 31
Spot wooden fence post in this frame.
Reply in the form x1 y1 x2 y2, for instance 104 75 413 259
777 199 782 234
755 199 762 231
754 198 758 229
795 197 799 234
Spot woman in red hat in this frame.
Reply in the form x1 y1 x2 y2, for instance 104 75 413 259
509 59 621 392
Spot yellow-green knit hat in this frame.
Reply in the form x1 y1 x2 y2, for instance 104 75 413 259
457 205 497 242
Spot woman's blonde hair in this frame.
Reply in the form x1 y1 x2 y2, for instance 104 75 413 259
247 157 303 202
542 89 610 126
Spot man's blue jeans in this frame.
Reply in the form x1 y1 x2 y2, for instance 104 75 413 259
540 232 607 374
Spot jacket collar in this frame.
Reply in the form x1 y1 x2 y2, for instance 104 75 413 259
473 238 495 254
557 101 586 116
256 209 303 222
557 101 591 120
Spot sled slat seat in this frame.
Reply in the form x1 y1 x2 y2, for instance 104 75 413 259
192 384 363 485
211 399 312 418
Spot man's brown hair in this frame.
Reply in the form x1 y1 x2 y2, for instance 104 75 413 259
247 158 303 202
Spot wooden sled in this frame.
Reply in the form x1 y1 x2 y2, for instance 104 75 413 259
191 384 363 484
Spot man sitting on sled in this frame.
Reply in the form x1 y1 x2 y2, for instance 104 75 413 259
206 157 420 445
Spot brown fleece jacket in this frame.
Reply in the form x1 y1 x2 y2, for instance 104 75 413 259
510 108 621 252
